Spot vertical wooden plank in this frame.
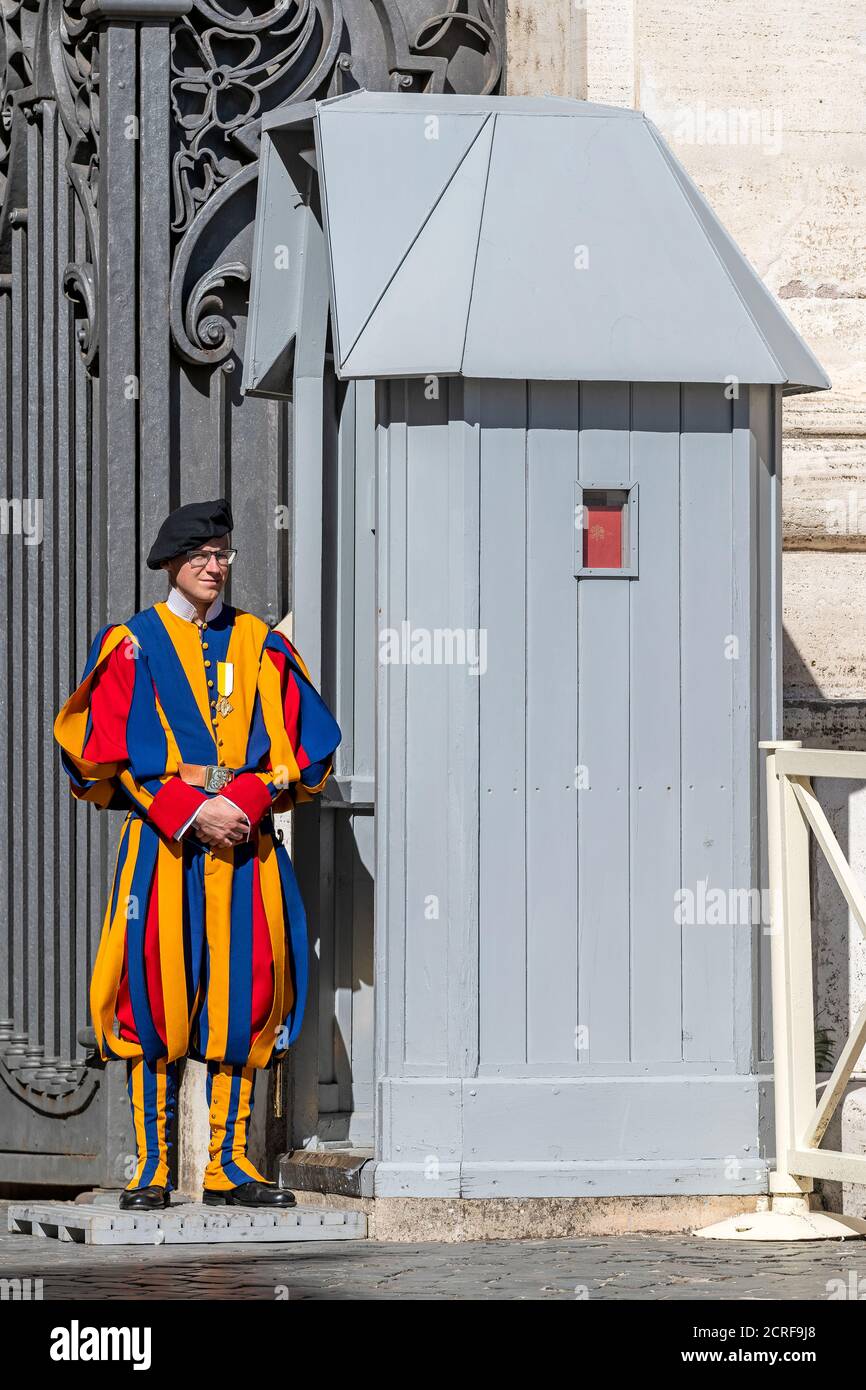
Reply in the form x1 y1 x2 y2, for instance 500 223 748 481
350 808 375 1139
316 806 338 1111
353 379 377 784
630 383 682 1061
770 388 783 738
231 385 283 627
577 381 631 1061
403 376 450 1069
320 375 378 1131
751 386 778 1065
322 379 355 1111
478 379 528 1066
445 377 480 1078
375 381 409 1091
681 383 735 1062
732 386 759 1075
349 380 377 1126
312 792 336 1120
287 356 326 1142
334 379 357 775
525 381 579 1064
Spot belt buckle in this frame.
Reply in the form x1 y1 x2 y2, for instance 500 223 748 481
204 765 233 793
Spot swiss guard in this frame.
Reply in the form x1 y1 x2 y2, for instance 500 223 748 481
54 499 341 1211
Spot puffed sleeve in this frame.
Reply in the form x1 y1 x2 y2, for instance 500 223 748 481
54 624 210 837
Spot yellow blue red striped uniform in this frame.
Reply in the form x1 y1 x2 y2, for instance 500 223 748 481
54 603 341 1073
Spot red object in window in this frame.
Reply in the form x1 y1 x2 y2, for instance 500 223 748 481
583 500 623 569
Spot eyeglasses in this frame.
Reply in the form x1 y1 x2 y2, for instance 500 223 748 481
185 547 237 570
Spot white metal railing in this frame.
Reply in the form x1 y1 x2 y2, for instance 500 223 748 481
764 740 866 1192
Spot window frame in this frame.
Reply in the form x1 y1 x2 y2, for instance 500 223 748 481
574 480 639 579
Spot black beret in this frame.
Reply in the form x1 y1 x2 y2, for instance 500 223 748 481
146 498 234 570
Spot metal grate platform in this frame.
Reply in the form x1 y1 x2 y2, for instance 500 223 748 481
8 1199 367 1246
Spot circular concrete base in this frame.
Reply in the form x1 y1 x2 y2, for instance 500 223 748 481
695 1208 866 1241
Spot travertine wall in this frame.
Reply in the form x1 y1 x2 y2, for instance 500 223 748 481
506 0 866 1207
506 0 866 715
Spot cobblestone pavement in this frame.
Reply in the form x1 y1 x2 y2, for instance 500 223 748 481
3 1204 866 1298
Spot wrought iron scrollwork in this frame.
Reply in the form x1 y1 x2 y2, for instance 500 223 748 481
62 258 97 364
410 0 501 95
168 0 504 374
0 1026 97 1116
169 0 343 238
177 258 251 366
48 0 101 363
0 0 40 208
0 0 505 366
372 0 502 95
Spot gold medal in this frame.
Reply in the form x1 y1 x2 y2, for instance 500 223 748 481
216 662 234 717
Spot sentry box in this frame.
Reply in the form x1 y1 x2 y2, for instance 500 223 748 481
243 93 828 1199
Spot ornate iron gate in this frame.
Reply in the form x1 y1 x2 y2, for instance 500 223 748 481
0 0 504 1185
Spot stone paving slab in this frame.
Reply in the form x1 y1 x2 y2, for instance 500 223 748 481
3 1202 866 1298
7 1199 366 1246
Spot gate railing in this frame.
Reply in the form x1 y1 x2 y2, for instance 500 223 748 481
764 740 866 1192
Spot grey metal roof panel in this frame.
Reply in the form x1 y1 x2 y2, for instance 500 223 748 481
643 122 828 393
260 99 319 133
320 111 493 365
339 115 495 378
461 112 796 383
254 92 829 392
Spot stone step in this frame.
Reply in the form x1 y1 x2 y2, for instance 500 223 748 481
279 1148 374 1198
7 1199 367 1246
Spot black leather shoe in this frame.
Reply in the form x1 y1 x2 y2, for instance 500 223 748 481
119 1186 170 1211
202 1181 296 1208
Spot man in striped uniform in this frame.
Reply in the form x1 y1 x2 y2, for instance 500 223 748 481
54 499 341 1211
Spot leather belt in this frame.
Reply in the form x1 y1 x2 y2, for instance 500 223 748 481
178 762 237 793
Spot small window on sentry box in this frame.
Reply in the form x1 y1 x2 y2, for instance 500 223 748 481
574 482 638 578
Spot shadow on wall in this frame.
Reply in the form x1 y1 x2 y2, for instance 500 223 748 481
783 624 866 1216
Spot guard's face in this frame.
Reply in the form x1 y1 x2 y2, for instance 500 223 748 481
166 533 235 604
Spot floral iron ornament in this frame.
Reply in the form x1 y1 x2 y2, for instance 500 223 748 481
169 0 343 236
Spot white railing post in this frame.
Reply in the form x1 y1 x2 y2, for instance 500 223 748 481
696 740 866 1239
763 740 814 1199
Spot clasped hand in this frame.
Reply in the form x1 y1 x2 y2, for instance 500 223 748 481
192 797 250 849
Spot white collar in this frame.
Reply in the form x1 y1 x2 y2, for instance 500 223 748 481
165 587 224 624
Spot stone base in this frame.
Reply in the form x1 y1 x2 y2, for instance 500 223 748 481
288 1191 763 1243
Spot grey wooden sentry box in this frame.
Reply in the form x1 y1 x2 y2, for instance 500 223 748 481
243 93 829 1198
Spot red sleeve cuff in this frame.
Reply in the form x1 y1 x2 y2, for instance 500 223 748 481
148 778 209 839
219 772 273 828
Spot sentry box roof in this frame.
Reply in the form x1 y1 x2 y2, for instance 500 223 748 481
242 92 829 396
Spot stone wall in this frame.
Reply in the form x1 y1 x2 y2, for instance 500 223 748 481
506 0 865 716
